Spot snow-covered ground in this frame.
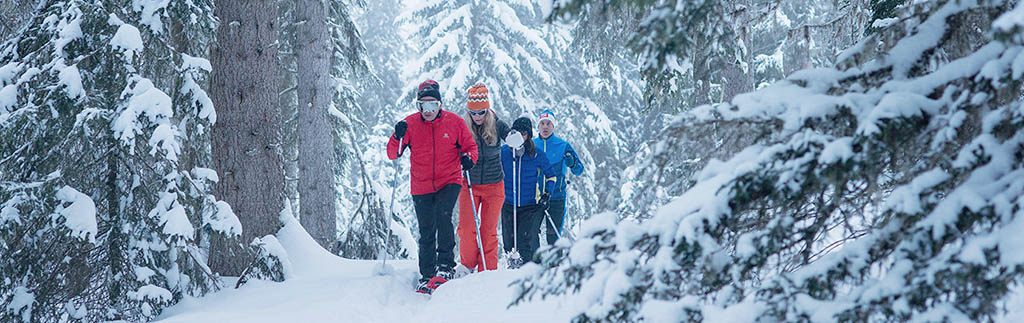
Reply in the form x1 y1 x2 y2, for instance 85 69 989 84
156 260 566 323
155 215 570 323
153 209 1024 323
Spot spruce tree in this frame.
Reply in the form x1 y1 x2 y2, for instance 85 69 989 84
518 0 1024 321
0 0 238 321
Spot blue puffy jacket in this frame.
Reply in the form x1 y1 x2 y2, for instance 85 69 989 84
501 146 557 206
534 135 584 200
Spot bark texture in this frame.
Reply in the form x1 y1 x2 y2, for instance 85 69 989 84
294 0 337 249
209 0 285 276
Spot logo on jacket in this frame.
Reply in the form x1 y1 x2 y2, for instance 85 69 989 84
444 133 450 138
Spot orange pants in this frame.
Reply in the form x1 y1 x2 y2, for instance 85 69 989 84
458 181 504 271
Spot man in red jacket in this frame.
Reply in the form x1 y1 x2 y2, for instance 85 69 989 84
387 80 477 294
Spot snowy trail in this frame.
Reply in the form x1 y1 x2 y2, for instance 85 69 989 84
156 215 571 323
156 260 568 323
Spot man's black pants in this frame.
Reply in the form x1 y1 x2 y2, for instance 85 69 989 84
412 183 461 279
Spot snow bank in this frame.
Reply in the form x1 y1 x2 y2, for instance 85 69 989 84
275 201 341 275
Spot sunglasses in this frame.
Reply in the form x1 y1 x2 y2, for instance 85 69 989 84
417 100 441 113
468 109 488 116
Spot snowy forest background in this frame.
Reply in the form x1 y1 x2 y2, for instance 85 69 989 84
4 0 1024 322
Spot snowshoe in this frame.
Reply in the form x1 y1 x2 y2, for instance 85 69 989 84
415 278 433 295
427 275 447 289
507 251 524 269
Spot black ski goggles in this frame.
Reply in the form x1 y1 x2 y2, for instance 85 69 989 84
468 109 488 116
417 100 441 113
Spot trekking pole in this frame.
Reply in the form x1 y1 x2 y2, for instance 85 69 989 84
383 158 399 268
509 156 522 266
383 139 404 269
463 170 488 271
544 209 561 240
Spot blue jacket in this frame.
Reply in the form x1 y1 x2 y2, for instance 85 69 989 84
501 145 557 206
535 135 584 200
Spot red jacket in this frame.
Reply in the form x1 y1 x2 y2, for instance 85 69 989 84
387 110 478 195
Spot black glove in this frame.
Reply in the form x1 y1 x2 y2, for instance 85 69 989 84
539 193 551 210
461 154 474 171
564 152 576 168
394 121 408 140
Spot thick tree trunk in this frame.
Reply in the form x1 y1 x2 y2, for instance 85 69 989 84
209 0 285 276
293 0 336 249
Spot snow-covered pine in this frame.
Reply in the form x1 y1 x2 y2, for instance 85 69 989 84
346 0 418 260
0 0 238 321
517 0 1024 321
325 0 413 260
402 0 558 116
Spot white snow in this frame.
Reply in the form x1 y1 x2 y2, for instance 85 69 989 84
110 24 144 60
113 77 174 148
54 12 83 58
132 284 173 303
157 202 572 323
253 234 294 280
180 53 216 125
818 137 854 164
192 167 219 183
54 185 97 243
132 0 171 33
0 194 23 225
148 124 181 161
161 203 194 241
6 286 34 321
0 84 16 112
871 17 900 29
57 64 84 100
205 200 242 236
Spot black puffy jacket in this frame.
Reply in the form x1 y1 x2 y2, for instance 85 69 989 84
467 119 510 185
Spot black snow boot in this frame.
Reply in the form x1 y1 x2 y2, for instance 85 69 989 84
436 265 455 281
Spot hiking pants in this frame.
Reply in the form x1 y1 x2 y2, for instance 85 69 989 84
412 183 461 279
457 181 504 271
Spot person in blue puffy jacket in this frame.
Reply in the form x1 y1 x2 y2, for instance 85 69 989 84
500 117 556 267
534 109 584 245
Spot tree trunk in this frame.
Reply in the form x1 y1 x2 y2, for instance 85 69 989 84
721 26 752 103
293 0 336 249
209 0 285 276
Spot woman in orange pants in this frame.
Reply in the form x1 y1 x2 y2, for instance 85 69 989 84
458 83 510 272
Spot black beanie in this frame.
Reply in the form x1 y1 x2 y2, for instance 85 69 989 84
512 117 532 137
417 80 442 101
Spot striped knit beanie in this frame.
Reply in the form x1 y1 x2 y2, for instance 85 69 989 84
538 109 555 126
467 83 490 111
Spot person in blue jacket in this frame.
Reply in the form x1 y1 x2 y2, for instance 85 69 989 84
534 109 584 245
501 117 556 267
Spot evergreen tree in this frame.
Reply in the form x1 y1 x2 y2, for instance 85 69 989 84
0 0 238 321
403 0 557 116
518 0 1024 321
